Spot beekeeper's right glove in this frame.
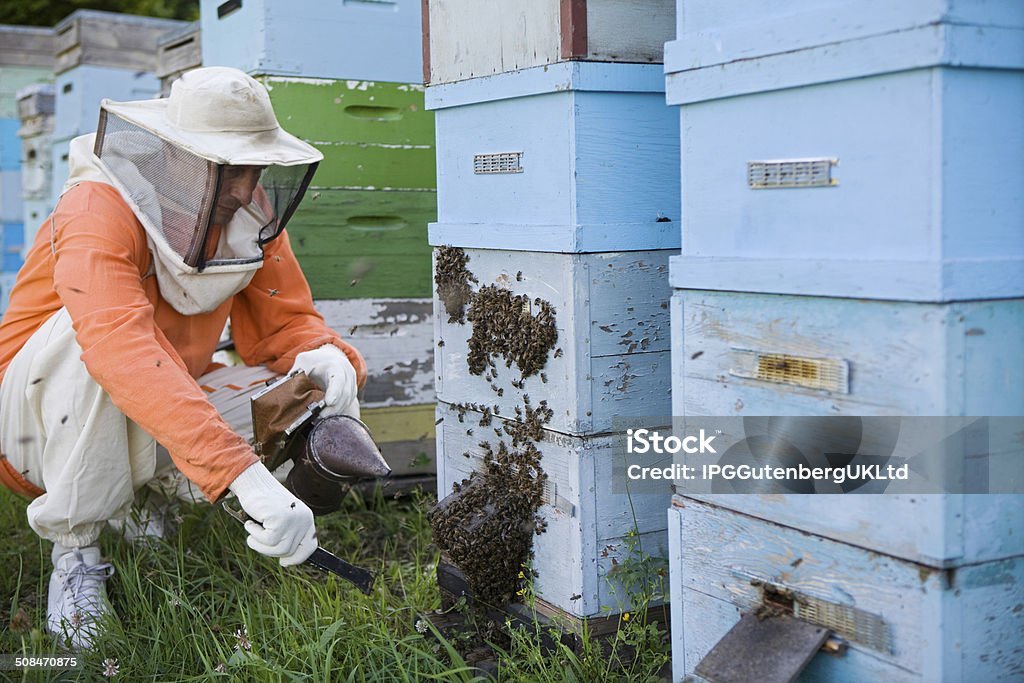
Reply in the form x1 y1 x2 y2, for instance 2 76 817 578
228 461 317 566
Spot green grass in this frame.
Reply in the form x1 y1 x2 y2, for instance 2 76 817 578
0 486 670 682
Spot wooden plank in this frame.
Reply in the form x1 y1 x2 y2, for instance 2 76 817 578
585 0 673 63
289 189 435 299
560 0 588 60
0 27 54 69
316 298 435 406
261 77 434 147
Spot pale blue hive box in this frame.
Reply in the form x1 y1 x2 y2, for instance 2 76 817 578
199 0 423 83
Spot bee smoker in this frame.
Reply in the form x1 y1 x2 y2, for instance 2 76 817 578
250 372 391 515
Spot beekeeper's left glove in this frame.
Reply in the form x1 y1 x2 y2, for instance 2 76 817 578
289 344 360 418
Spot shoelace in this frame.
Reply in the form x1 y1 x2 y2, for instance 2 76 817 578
62 550 115 619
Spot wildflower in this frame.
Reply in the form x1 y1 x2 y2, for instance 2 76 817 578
214 663 227 673
415 619 429 634
102 659 119 677
516 589 526 596
235 626 252 652
622 612 631 622
517 571 525 579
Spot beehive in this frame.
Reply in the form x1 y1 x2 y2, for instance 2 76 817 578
199 0 423 83
668 497 1024 682
156 22 201 96
436 401 671 618
53 10 184 75
424 0 675 85
428 62 679 253
664 14 1024 302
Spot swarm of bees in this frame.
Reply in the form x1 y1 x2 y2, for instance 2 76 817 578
434 246 478 324
430 248 559 612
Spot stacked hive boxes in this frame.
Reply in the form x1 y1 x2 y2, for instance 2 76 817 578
199 0 438 485
49 11 182 209
156 22 201 96
16 84 55 261
0 26 53 311
426 0 679 620
664 1 1024 680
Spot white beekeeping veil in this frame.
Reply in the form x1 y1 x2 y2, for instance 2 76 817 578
90 67 322 313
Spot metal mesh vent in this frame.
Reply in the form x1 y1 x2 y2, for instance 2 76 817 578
730 349 849 394
474 152 523 175
748 158 837 189
795 597 891 653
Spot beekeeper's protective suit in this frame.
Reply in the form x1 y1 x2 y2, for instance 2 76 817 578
0 67 365 649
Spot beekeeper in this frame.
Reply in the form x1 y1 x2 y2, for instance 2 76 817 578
0 67 365 649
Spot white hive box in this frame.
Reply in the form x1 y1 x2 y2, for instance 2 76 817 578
671 290 1024 417
199 0 423 83
668 498 1024 683
665 20 1024 302
53 10 185 75
434 247 673 435
54 65 161 140
17 84 55 206
667 0 1024 70
49 136 72 208
427 62 680 253
156 22 201 96
424 0 675 85
437 401 672 618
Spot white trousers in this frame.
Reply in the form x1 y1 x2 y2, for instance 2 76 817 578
0 308 278 547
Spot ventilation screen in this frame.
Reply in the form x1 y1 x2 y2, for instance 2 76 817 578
748 158 837 189
730 349 849 394
796 596 891 653
474 152 523 175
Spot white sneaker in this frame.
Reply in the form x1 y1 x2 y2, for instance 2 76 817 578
47 546 114 650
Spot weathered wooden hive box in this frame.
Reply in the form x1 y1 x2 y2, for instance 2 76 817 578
156 22 201 96
434 247 672 435
668 496 1024 682
50 11 181 207
0 25 54 313
199 0 423 84
17 84 56 253
437 401 670 618
424 0 675 85
665 3 1024 302
672 291 1024 417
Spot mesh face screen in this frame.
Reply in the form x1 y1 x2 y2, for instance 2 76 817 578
254 163 315 245
96 113 214 264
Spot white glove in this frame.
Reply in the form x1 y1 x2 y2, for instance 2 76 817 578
289 344 360 418
228 462 317 567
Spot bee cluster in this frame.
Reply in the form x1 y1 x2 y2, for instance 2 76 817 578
430 247 559 610
466 285 557 378
434 246 477 324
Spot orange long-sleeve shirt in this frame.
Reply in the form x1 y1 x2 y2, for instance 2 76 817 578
0 181 366 501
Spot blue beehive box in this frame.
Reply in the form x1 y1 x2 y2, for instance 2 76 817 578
53 66 161 141
199 0 423 83
664 12 1024 302
668 498 1024 683
670 289 1024 417
428 62 680 253
0 169 21 223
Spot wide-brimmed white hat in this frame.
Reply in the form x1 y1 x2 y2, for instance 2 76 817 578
100 66 322 167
